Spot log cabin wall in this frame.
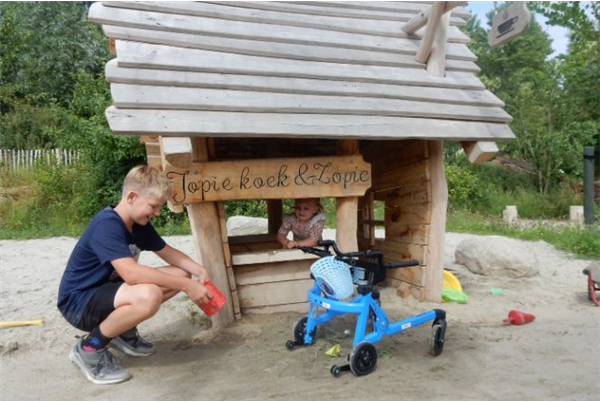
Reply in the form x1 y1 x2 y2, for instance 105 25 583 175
362 139 443 301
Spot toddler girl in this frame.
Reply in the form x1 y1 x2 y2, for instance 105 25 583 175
277 198 325 249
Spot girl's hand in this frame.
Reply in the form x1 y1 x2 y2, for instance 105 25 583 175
285 240 298 249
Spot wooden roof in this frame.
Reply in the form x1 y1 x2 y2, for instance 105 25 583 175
89 1 515 141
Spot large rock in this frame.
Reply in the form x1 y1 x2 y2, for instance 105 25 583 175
455 236 539 278
226 216 268 236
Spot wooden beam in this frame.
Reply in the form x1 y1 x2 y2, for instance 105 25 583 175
427 10 451 77
267 200 283 235
402 2 467 34
186 137 234 328
460 141 500 164
423 140 447 302
415 2 446 64
159 136 192 168
336 140 360 253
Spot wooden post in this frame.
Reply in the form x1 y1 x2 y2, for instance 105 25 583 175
187 137 235 328
267 200 283 235
426 10 450 77
415 2 446 64
423 141 446 301
336 140 360 253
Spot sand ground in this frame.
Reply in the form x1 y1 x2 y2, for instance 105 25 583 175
1 233 598 400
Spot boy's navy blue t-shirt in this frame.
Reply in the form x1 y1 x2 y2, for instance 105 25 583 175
57 206 166 327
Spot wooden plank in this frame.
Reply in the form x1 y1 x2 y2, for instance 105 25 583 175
101 1 470 43
461 141 499 164
229 241 282 254
234 259 313 286
90 4 475 61
427 10 451 76
229 233 279 245
294 2 470 19
242 302 309 315
377 183 429 206
422 141 446 302
164 155 371 204
206 1 468 25
373 160 430 190
159 136 192 168
115 41 482 90
105 107 517 141
110 84 512 123
238 279 314 308
336 140 359 253
364 140 429 175
415 2 445 64
385 224 430 245
403 1 466 34
232 249 318 266
385 203 432 225
187 138 234 328
382 244 427 266
106 61 500 107
102 25 479 73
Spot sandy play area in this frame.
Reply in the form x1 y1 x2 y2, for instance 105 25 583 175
1 232 598 400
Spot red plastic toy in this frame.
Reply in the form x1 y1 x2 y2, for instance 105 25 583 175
196 280 226 316
503 310 535 325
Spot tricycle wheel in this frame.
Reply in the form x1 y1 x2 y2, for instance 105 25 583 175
429 320 446 356
330 365 342 377
349 342 377 376
293 317 316 345
285 340 295 351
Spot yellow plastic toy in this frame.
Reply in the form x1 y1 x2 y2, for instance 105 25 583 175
442 270 462 292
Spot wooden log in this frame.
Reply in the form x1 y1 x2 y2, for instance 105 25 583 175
382 244 427 266
237 279 314 308
336 140 359 253
185 1 468 25
402 1 466 34
159 136 192 168
234 259 313 286
101 1 470 43
423 140 446 302
110 84 512 123
385 224 429 245
187 138 234 328
385 203 432 225
415 2 445 64
105 107 517 141
376 183 429 206
427 11 451 77
114 41 479 88
460 141 499 164
90 4 477 61
106 61 499 106
372 160 430 191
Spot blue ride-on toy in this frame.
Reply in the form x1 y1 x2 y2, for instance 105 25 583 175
285 240 447 377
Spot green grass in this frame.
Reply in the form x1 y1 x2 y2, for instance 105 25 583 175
447 210 600 260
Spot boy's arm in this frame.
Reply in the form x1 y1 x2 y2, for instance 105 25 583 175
155 244 208 284
111 257 210 304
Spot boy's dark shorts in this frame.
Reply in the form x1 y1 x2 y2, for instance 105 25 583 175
75 280 124 332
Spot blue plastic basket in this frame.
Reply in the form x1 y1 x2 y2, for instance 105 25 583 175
310 256 354 300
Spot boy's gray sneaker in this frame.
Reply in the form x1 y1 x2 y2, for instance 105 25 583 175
110 328 156 357
69 339 131 385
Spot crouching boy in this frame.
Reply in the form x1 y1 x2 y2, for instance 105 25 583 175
58 166 211 384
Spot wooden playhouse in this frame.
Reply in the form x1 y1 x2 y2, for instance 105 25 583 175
89 1 514 328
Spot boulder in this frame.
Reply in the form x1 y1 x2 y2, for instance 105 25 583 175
455 236 539 278
226 216 268 236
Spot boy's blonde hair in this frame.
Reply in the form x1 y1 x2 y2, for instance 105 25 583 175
122 166 170 199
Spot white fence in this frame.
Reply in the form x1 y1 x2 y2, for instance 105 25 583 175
0 149 80 171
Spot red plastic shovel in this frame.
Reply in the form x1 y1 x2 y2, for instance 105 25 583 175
503 310 535 325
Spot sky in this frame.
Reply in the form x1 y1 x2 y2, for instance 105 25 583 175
466 1 571 59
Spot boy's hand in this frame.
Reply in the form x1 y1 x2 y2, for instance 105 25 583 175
185 280 212 305
196 267 209 285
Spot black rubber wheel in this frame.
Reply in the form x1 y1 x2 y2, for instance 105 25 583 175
293 317 316 345
285 340 295 351
330 365 342 377
349 342 378 376
429 321 446 356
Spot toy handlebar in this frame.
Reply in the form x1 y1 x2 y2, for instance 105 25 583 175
297 240 420 270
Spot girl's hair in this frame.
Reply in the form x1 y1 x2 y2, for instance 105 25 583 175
295 198 324 214
122 166 170 199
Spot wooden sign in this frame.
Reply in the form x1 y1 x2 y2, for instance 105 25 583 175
488 2 531 48
165 156 371 204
